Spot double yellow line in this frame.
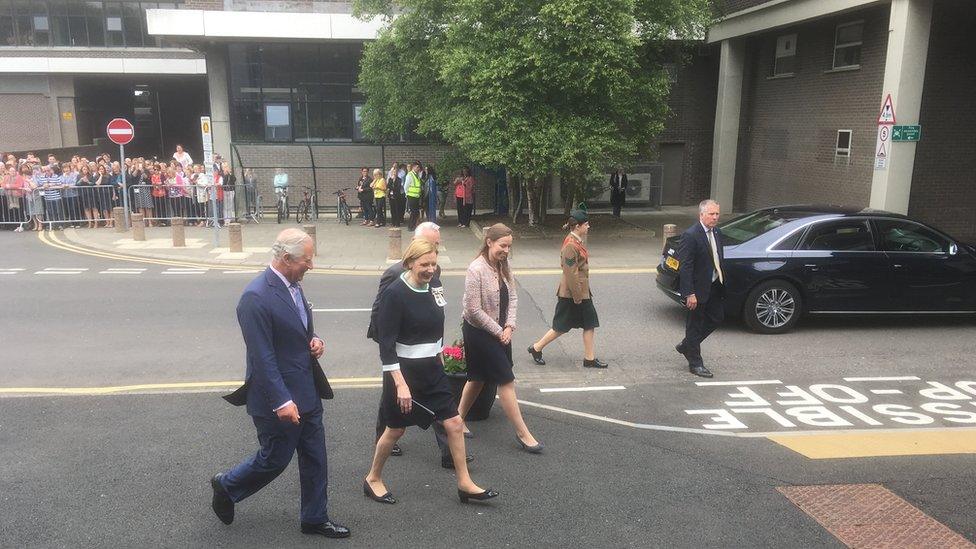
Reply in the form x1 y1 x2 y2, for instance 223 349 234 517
0 377 384 397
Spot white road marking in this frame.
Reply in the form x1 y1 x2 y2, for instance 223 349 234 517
870 389 904 395
100 268 147 274
161 269 208 275
35 268 88 275
695 379 782 386
222 270 261 274
539 386 626 393
0 268 24 271
843 376 921 382
516 398 735 437
312 308 371 312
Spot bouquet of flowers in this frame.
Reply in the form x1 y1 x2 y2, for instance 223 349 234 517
442 340 466 374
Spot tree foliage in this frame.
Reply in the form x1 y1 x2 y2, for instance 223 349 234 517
355 0 713 222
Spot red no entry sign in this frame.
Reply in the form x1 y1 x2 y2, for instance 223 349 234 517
106 118 134 145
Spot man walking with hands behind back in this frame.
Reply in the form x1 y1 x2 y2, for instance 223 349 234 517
211 228 349 539
676 200 725 378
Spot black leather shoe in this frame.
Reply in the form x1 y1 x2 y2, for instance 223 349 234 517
527 345 545 365
458 488 499 504
390 444 403 457
515 436 544 454
441 454 474 469
301 521 351 538
675 343 687 356
210 474 234 525
583 358 608 369
363 480 396 504
689 365 713 378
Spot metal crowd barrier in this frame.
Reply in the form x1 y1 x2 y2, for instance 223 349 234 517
0 183 259 230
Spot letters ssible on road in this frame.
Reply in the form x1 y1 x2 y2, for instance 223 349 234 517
685 378 976 431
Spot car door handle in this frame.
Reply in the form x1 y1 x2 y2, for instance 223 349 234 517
893 264 903 268
804 264 819 271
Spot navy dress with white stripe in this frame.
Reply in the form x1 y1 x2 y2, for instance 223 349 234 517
376 273 457 428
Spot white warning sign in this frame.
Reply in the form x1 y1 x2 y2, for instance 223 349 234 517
875 123 891 170
878 94 896 125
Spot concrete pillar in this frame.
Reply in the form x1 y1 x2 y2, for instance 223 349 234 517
868 0 934 214
228 222 243 252
303 224 317 256
387 227 402 261
171 217 186 247
709 38 745 210
131 213 145 241
113 207 126 232
204 47 232 162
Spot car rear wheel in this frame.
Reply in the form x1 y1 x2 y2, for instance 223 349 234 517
744 280 802 334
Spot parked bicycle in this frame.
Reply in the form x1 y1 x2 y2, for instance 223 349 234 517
296 186 316 224
275 186 289 224
334 188 351 225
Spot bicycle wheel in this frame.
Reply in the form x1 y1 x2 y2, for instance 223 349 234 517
296 200 310 224
277 198 286 224
340 202 351 225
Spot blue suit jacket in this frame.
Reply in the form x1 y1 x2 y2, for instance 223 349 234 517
223 268 334 417
677 222 726 304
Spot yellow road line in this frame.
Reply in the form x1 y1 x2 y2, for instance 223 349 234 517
39 231 656 276
0 377 384 396
767 429 976 459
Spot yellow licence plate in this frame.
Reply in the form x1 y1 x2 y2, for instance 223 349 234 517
665 256 679 270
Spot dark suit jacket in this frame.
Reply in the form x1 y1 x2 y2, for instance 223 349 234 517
223 268 333 416
609 173 628 203
677 221 725 304
366 263 442 342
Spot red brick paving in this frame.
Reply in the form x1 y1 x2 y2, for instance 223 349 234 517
778 484 974 548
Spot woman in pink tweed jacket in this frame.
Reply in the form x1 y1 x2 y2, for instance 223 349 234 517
458 224 544 454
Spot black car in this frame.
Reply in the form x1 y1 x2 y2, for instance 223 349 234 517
656 205 976 334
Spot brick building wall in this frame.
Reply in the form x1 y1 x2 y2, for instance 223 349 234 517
654 45 719 206
734 6 889 212
908 0 976 241
0 94 51 152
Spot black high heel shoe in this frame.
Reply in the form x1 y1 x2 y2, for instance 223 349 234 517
515 436 544 454
458 488 499 504
363 480 397 504
527 345 546 365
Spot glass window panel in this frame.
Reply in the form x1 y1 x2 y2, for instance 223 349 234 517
802 221 874 252
833 46 861 68
320 102 353 140
228 43 262 100
67 0 87 46
85 1 104 46
139 2 155 46
122 1 141 46
232 100 263 142
836 22 862 45
875 220 949 253
0 1 16 46
265 104 290 127
104 2 122 45
12 0 31 45
31 0 49 46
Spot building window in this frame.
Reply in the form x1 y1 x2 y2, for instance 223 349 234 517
833 21 863 69
835 129 852 163
0 1 180 47
264 103 292 142
773 34 797 76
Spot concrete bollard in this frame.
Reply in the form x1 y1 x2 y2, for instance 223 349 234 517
388 227 402 261
171 217 186 247
113 207 125 233
131 213 145 241
228 222 243 253
663 223 679 240
303 224 317 256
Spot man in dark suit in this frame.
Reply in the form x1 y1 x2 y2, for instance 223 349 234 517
609 169 628 217
365 222 473 468
676 200 725 378
211 228 349 539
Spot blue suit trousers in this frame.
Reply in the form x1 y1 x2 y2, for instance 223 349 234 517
220 408 329 524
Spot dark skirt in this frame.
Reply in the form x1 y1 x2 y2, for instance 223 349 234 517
552 297 600 332
94 186 114 212
380 357 459 429
462 321 515 384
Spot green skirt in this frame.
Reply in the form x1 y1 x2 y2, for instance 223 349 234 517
552 297 600 332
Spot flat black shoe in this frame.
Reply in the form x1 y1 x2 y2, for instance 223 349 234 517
210 474 234 525
301 521 350 538
689 365 713 378
441 454 474 469
363 480 396 504
583 358 608 369
390 444 403 456
458 488 499 504
527 345 546 365
515 436 544 454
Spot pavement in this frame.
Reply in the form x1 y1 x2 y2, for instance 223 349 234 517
49 207 699 272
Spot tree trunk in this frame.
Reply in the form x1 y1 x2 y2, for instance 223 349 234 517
506 170 519 225
526 178 538 226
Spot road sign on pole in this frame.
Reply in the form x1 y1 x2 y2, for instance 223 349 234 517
892 125 921 142
106 118 134 228
877 94 896 125
201 116 214 167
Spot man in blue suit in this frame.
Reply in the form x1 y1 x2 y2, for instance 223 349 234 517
676 200 725 378
211 228 349 539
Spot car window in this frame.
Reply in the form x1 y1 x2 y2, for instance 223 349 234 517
874 219 949 253
771 229 804 251
720 210 808 246
801 220 875 251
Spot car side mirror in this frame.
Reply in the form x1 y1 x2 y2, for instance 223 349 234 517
948 243 958 256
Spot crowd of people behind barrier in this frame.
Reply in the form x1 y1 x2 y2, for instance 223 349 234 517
355 160 476 232
0 146 256 232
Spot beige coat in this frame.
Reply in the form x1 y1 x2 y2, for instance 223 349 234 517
462 255 517 336
557 232 590 302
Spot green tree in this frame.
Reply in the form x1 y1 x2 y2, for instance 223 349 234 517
355 0 712 224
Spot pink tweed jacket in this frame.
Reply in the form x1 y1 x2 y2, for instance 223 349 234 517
462 255 517 336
